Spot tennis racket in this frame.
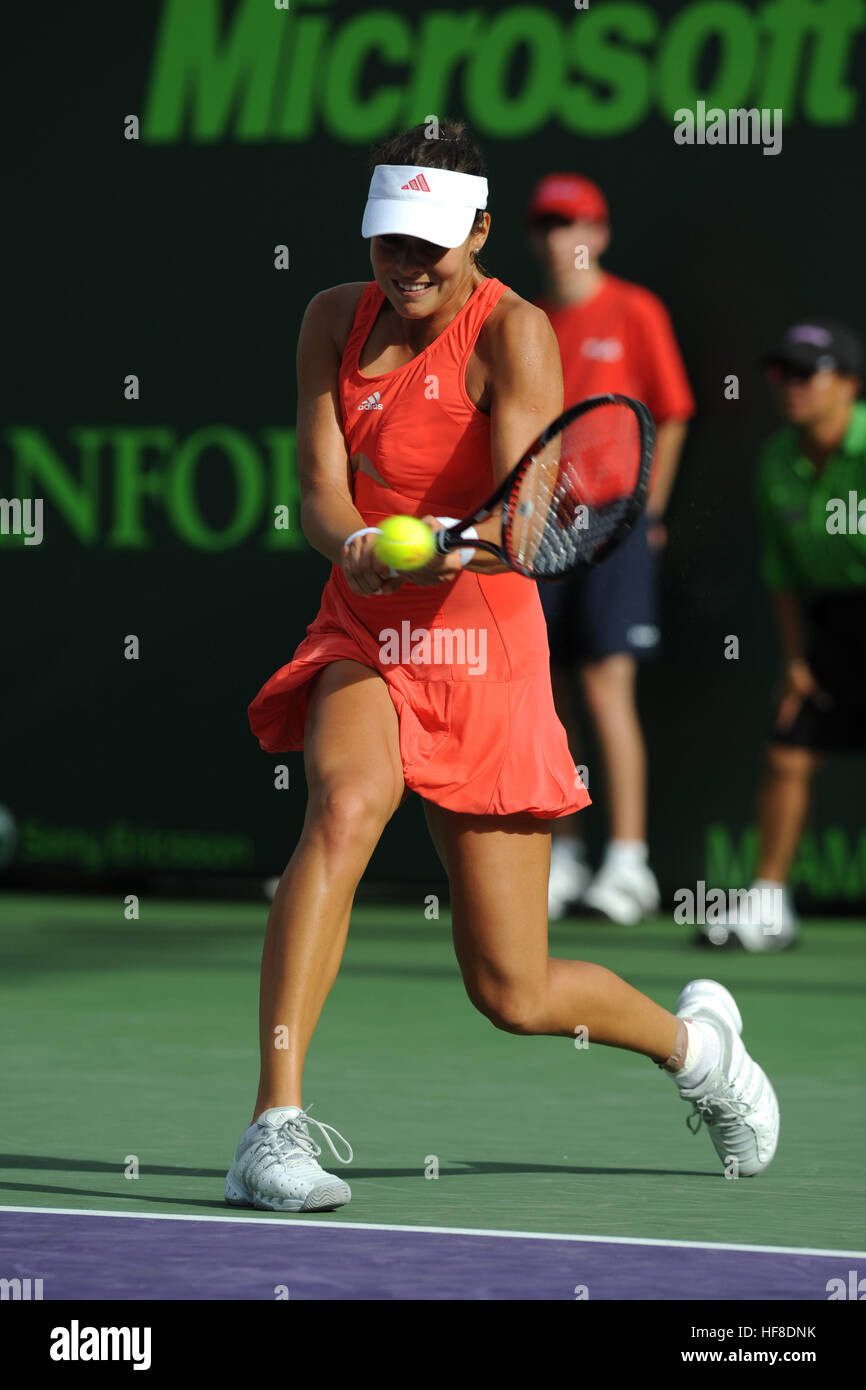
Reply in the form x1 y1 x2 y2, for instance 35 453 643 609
434 393 655 580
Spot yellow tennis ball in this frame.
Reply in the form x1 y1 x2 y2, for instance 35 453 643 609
374 515 436 571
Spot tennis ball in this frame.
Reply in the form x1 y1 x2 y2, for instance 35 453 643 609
374 515 436 571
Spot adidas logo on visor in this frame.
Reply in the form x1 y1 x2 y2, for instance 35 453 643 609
400 174 431 192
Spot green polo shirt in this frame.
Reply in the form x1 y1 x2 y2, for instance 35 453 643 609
755 400 866 592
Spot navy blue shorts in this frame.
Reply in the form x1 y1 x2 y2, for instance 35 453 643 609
539 512 660 666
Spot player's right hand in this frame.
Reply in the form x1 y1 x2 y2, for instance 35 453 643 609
342 531 405 598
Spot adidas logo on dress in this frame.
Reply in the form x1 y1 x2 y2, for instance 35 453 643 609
358 391 383 411
400 174 431 192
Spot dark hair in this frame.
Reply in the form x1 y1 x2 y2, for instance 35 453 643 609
369 119 491 277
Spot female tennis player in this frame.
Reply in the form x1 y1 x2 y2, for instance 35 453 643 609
225 122 779 1211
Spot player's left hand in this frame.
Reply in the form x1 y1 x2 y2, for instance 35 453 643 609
401 515 463 587
647 517 667 551
342 530 406 597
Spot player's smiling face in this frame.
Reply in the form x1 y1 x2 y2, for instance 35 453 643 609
370 231 482 316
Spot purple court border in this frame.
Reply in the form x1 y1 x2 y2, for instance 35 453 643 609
1 1208 861 1300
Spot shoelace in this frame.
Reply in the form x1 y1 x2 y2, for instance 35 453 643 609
262 1105 354 1168
686 1085 753 1135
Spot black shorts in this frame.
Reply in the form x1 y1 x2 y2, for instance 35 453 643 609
539 512 659 666
769 592 866 752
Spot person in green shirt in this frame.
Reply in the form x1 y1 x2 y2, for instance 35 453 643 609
704 319 865 951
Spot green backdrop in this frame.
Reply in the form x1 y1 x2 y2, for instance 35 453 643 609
2 0 865 906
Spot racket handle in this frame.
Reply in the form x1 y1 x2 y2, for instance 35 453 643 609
435 517 476 566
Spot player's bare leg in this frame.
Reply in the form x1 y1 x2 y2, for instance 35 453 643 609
755 744 821 882
424 803 676 1058
425 803 779 1175
226 662 404 1211
252 661 404 1119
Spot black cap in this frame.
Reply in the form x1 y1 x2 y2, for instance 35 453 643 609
763 319 864 376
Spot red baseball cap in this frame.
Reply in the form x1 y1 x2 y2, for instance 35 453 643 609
527 173 608 224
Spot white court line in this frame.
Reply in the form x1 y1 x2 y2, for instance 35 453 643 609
0 1205 863 1260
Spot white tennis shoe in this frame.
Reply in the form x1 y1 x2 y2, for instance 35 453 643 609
225 1104 353 1212
673 979 779 1177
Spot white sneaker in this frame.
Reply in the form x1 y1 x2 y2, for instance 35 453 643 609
225 1105 353 1212
548 849 592 918
673 979 779 1177
676 978 742 1035
582 860 660 924
699 881 798 951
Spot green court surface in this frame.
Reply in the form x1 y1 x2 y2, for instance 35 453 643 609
1 893 864 1250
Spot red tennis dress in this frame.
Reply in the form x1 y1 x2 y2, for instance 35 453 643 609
248 276 590 819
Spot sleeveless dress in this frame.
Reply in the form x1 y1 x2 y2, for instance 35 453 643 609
248 276 590 819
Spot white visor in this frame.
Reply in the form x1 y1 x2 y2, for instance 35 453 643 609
362 164 488 249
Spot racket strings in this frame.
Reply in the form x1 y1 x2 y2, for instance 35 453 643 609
507 402 646 578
